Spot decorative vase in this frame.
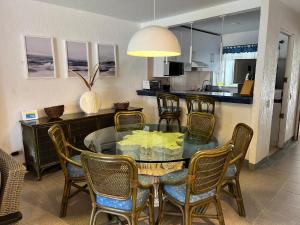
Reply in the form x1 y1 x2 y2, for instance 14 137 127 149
79 91 101 114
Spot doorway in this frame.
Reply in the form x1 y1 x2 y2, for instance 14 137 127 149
269 32 290 154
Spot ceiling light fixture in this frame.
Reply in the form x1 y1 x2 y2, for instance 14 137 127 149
127 0 181 57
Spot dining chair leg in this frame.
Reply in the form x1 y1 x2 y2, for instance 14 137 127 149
176 118 181 132
89 207 96 225
60 178 71 217
215 197 225 225
158 118 162 131
157 197 166 225
235 179 246 217
149 189 155 225
184 206 192 225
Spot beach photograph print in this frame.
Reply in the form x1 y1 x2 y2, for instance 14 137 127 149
25 36 55 78
98 44 117 77
66 41 88 78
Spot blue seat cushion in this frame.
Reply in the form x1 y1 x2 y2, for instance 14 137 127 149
161 106 180 113
225 164 237 178
138 175 154 187
67 155 85 177
160 169 188 184
96 188 149 211
164 184 215 204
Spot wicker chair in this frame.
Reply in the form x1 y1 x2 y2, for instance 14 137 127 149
157 93 181 130
158 143 233 225
187 112 216 143
80 151 155 225
222 123 253 217
114 111 145 132
0 149 26 225
186 95 215 114
48 124 95 217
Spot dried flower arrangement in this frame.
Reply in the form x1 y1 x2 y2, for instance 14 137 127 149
69 64 100 91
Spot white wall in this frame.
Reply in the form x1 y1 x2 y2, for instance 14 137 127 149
250 0 300 163
0 0 147 154
223 30 259 46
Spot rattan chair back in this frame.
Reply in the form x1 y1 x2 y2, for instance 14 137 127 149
231 123 253 170
114 111 145 131
81 152 138 201
187 112 215 142
187 144 232 197
186 95 215 114
157 93 180 117
48 124 70 174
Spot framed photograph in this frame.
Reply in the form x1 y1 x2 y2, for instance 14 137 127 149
65 40 89 78
21 110 39 121
98 44 117 77
24 36 56 79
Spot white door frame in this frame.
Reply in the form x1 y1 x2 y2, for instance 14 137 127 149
278 32 294 148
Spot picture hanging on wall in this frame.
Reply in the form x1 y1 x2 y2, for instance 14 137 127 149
24 36 56 79
65 41 89 78
98 44 117 77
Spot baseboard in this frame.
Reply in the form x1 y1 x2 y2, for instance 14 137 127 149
247 137 297 170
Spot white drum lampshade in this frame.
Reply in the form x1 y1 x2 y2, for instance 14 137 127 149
127 25 181 57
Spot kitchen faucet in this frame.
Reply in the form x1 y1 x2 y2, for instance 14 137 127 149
200 80 211 92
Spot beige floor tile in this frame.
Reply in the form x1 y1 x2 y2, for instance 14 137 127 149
19 141 300 224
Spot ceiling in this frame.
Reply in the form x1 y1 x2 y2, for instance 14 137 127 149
190 10 261 34
35 0 239 23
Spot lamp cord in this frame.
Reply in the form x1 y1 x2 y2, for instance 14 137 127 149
153 0 156 23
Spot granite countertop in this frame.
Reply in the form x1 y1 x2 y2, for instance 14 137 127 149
136 90 253 104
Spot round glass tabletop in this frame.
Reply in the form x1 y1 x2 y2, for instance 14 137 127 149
84 124 218 164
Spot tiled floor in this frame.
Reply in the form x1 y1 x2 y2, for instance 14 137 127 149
20 141 300 225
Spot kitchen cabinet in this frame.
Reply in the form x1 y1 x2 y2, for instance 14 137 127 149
153 27 221 73
153 57 166 77
20 107 143 180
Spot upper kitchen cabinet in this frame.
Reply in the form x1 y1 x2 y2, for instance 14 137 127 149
168 27 191 63
190 29 221 72
165 26 221 72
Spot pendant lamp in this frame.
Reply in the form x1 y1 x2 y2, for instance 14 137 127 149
127 0 181 57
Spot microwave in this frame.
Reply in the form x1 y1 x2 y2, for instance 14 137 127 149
164 61 184 76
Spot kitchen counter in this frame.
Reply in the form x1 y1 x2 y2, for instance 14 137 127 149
136 90 253 104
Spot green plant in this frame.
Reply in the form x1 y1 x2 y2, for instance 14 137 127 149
69 64 100 91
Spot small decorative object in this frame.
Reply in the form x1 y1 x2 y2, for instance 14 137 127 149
114 102 129 110
240 80 254 96
65 41 89 78
98 44 117 77
44 105 64 118
21 110 39 121
24 36 56 78
69 64 101 114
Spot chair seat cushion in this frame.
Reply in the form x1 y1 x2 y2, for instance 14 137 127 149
164 184 215 204
160 169 188 184
225 164 237 178
161 106 180 114
138 175 154 187
67 155 84 177
96 188 149 211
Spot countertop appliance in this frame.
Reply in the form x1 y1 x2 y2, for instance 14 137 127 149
149 80 161 91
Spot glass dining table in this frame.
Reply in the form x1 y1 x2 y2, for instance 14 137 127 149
84 124 218 176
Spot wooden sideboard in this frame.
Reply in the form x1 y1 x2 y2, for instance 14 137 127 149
20 107 143 180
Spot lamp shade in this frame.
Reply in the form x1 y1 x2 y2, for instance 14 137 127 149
127 25 181 57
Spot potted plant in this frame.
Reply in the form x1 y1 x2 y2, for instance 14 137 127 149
69 64 101 114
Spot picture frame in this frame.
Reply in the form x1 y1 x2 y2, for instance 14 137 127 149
64 40 89 78
97 44 118 77
21 110 39 121
23 35 56 79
